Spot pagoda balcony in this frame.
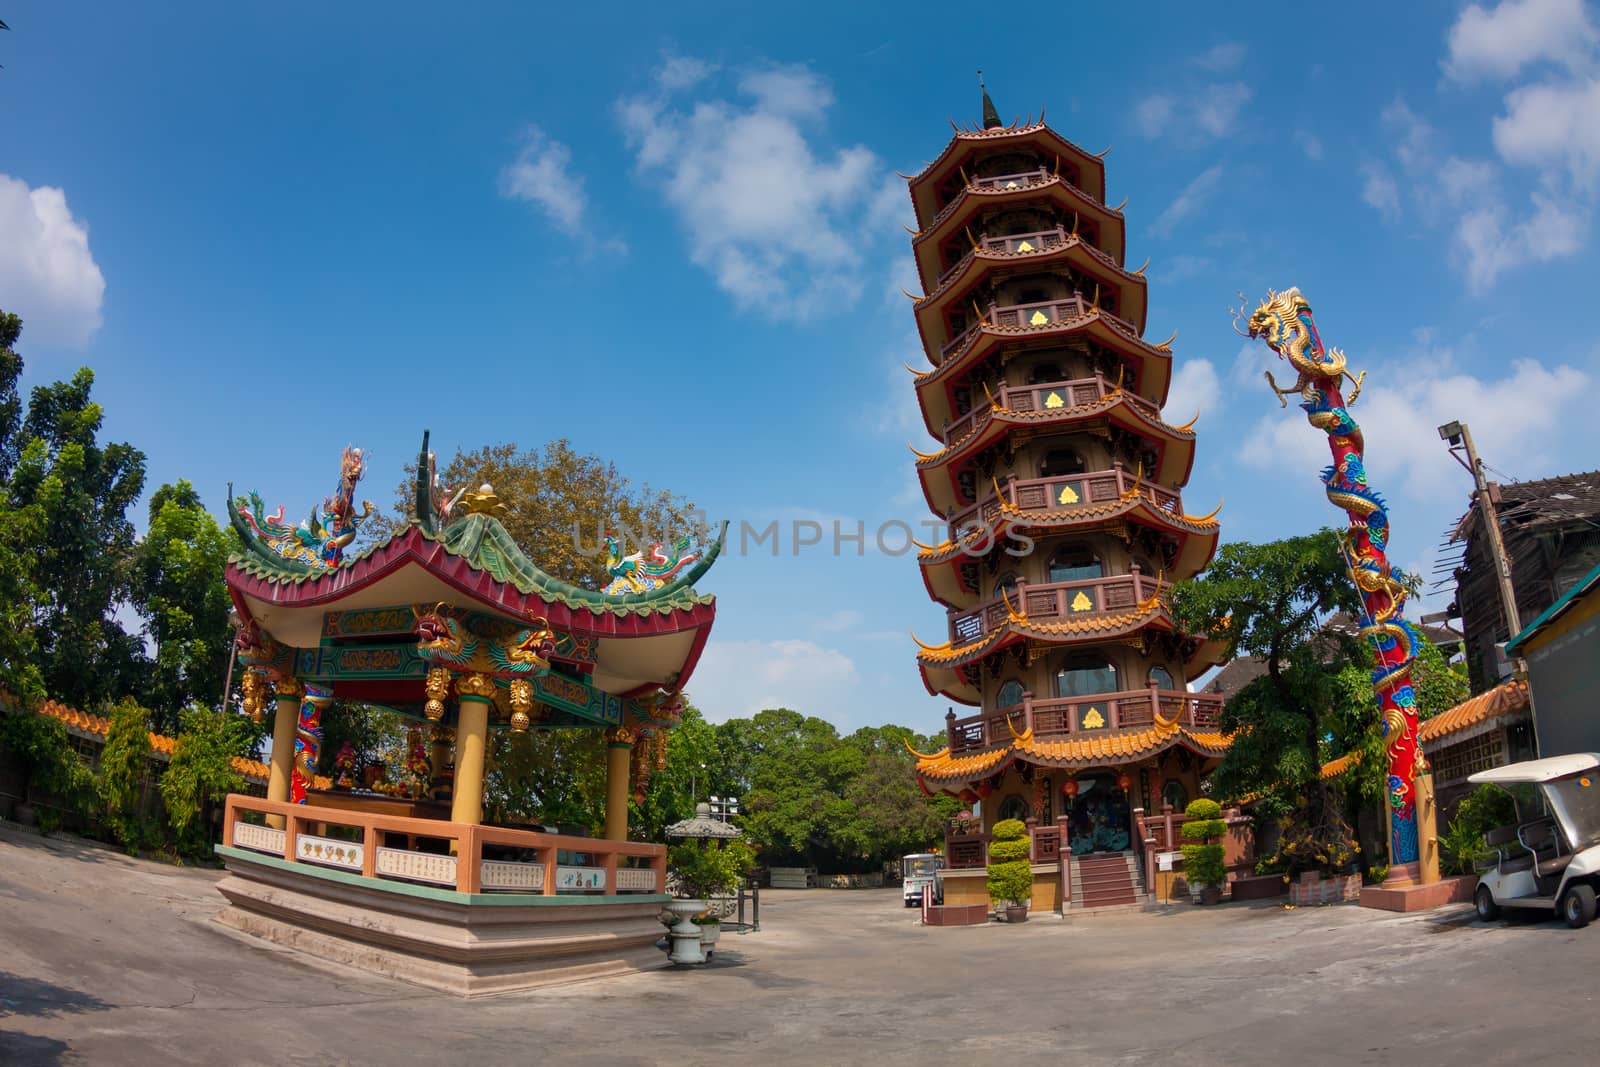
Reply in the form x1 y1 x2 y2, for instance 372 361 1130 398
935 225 1072 287
940 368 1157 446
939 294 1140 360
946 685 1223 756
948 568 1169 645
945 467 1183 539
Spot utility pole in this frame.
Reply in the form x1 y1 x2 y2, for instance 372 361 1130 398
1438 420 1521 649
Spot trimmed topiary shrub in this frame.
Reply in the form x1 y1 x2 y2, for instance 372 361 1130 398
1180 798 1227 890
987 818 1033 906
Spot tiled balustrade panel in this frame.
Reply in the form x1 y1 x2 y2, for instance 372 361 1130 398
374 847 457 886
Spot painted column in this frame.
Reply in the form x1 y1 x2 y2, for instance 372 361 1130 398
451 673 495 825
605 726 636 842
290 683 333 804
265 677 304 829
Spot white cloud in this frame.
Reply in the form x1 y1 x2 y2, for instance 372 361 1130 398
1360 162 1402 220
1164 358 1220 423
656 54 715 92
1194 42 1247 72
1240 352 1593 513
689 638 860 722
1151 164 1224 236
0 175 105 348
498 125 606 245
1445 0 1598 83
1134 83 1251 143
1492 77 1600 187
813 609 864 633
1297 131 1325 161
617 59 897 319
1457 193 1588 290
1155 253 1213 283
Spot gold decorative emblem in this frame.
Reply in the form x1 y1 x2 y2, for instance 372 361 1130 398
1044 391 1065 409
457 483 509 518
424 665 452 721
274 677 306 701
1082 707 1105 729
1003 180 1019 190
606 726 637 746
454 673 497 700
1057 483 1079 504
1015 240 1034 252
1071 591 1093 612
1029 310 1049 326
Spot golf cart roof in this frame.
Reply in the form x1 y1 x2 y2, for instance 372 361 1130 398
1469 753 1600 785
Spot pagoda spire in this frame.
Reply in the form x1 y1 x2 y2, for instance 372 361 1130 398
979 70 1002 129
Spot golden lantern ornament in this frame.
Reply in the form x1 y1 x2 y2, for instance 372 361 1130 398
240 670 265 724
508 678 534 733
424 665 451 722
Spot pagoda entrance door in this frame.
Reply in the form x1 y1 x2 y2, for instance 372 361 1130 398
1067 775 1132 854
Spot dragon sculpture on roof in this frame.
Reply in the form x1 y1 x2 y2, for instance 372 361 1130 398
603 531 700 595
234 445 376 567
1247 287 1426 867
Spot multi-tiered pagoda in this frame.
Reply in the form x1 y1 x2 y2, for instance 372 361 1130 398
904 88 1229 910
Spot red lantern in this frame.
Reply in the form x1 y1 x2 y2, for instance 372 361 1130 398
1116 772 1132 791
959 789 979 804
976 781 994 799
1062 778 1078 799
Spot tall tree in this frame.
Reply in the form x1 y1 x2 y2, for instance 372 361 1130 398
0 309 44 698
6 366 146 706
130 480 234 730
375 438 702 588
1170 531 1362 825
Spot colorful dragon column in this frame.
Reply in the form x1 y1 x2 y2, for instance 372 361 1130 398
290 685 333 804
1246 288 1426 866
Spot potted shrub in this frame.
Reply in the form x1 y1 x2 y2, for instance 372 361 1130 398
987 818 1033 922
1180 799 1227 905
667 839 755 963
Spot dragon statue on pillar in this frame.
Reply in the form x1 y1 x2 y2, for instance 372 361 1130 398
1246 287 1425 865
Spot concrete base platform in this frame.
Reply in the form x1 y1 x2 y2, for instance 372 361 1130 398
1360 870 1476 913
213 846 671 997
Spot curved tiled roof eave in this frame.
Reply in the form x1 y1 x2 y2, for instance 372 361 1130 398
908 124 1108 202
913 725 1233 783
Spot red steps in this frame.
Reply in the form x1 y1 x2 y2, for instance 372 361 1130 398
1073 853 1139 907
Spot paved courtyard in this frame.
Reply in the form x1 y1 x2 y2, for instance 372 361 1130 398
2 823 1597 1066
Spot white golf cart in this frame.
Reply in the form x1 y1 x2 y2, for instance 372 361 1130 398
1469 752 1600 929
901 852 944 908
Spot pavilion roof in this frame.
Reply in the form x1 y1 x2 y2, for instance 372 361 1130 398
911 718 1231 785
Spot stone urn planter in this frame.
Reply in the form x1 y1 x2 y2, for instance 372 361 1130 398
1004 903 1029 923
663 900 707 965
696 919 722 957
1199 886 1222 906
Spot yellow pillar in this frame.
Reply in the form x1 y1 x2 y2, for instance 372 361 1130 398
605 727 636 842
265 678 304 830
1416 768 1441 885
451 674 495 825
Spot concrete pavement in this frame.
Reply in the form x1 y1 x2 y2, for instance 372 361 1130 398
2 822 1597 1065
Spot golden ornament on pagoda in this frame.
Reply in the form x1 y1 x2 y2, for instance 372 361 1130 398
508 678 534 733
424 665 452 721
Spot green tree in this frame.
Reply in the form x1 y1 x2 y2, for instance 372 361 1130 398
99 696 153 852
160 703 250 858
0 311 45 698
632 702 717 841
374 438 702 588
131 481 235 731
6 365 146 706
0 709 95 816
833 725 952 864
1170 531 1362 826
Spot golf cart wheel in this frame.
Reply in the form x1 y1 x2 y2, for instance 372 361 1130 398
1475 885 1500 922
1561 884 1596 929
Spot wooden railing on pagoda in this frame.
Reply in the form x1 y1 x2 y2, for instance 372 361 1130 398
948 568 1170 644
946 466 1182 540
936 225 1073 287
221 795 666 896
946 686 1223 756
940 368 1157 446
939 294 1140 361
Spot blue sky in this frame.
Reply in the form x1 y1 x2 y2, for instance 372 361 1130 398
4 1 1599 734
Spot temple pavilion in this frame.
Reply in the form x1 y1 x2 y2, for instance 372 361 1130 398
902 86 1230 911
213 433 722 995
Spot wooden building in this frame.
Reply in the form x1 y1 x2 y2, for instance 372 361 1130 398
901 88 1228 912
1450 471 1600 692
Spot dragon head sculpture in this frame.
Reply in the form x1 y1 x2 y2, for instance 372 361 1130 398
1246 287 1310 354
413 602 465 656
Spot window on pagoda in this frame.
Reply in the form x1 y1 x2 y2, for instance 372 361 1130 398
1015 286 1049 307
1148 666 1174 691
1040 448 1086 478
996 679 1025 710
1056 656 1117 698
1047 544 1101 584
1028 362 1061 385
993 573 1018 598
996 794 1030 825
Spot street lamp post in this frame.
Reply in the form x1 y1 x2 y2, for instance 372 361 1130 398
1437 421 1522 661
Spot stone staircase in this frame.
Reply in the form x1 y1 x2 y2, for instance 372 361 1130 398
1069 851 1143 910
